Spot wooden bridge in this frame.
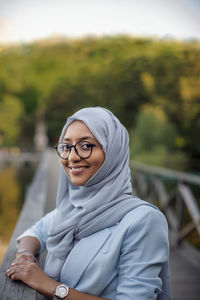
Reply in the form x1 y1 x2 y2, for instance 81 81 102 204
0 150 200 300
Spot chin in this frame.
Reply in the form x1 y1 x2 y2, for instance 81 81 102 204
69 177 88 186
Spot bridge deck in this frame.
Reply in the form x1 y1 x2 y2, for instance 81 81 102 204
170 246 200 300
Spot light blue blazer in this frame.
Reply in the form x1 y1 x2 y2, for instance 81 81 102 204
18 205 172 300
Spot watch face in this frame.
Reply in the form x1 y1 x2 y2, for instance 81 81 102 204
58 286 67 297
56 285 69 298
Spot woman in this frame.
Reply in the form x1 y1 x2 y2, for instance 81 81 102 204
7 107 172 299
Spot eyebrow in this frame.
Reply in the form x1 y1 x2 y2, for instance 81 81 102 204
63 136 96 142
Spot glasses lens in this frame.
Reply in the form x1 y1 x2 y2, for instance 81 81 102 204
76 141 93 158
57 143 71 159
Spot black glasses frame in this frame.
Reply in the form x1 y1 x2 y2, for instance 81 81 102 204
55 141 96 160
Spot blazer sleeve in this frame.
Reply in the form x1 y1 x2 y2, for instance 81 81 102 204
116 207 169 300
16 209 57 253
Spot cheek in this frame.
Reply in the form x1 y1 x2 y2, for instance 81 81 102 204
61 160 69 171
62 163 71 179
99 152 105 166
94 153 105 170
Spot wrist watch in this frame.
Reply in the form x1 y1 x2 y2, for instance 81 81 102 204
54 284 69 299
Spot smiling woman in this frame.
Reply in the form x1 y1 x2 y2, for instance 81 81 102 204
7 107 172 300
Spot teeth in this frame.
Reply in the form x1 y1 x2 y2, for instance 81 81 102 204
70 167 88 170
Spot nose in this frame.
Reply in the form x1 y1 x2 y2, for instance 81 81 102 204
68 146 81 161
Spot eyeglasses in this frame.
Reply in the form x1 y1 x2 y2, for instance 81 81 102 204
55 141 96 160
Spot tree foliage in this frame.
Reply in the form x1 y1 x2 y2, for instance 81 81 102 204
131 105 187 170
0 36 199 168
0 94 23 146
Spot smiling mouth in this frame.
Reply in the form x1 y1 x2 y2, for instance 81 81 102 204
69 166 90 170
68 166 90 175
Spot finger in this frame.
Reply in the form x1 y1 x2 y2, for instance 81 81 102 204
10 270 24 281
7 262 27 276
8 262 19 271
7 266 18 278
10 260 33 268
7 265 27 281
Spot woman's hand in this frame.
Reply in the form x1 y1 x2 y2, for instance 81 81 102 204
7 260 110 300
6 260 58 296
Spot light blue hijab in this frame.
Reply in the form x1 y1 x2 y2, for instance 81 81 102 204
44 107 149 280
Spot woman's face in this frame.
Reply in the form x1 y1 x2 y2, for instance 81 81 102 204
61 120 105 186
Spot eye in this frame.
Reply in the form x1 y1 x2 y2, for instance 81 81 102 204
64 144 72 149
60 144 71 151
78 141 95 152
80 142 92 150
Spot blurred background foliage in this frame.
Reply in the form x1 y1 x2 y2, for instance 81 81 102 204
0 167 20 240
0 36 200 171
0 163 37 250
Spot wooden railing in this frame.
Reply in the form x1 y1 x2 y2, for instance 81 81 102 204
0 152 41 167
131 161 200 248
0 151 50 300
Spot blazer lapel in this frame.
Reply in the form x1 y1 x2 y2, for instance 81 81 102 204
60 228 111 287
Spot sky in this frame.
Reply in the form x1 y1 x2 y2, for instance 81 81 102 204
0 0 200 44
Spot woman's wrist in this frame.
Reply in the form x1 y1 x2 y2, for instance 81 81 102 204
16 248 31 254
15 249 37 263
16 248 34 256
17 236 41 256
43 278 61 298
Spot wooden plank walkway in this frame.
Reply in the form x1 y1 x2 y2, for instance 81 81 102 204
170 246 200 300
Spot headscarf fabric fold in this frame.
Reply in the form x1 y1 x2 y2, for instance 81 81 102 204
44 107 147 280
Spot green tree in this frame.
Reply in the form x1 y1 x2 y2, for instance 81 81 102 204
131 106 187 170
0 95 23 146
